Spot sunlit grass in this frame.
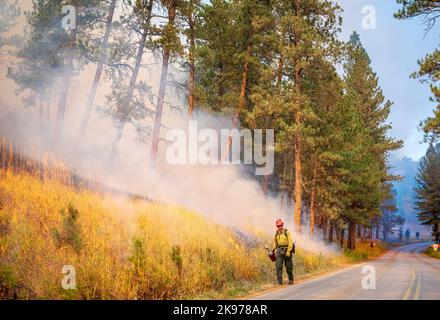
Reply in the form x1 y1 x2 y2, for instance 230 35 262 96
0 168 388 299
342 241 388 263
0 171 275 299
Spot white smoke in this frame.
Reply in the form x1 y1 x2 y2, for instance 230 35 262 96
0 30 336 257
0 95 337 256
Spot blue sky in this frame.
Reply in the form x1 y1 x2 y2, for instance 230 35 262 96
336 0 438 160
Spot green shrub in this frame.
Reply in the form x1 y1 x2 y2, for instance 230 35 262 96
171 245 183 276
426 246 440 259
53 204 83 253
0 265 18 299
129 237 146 274
344 248 368 262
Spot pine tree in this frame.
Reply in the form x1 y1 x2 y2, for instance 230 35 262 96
302 61 345 240
150 0 183 164
180 0 202 117
107 0 155 170
196 0 243 113
274 0 343 233
405 227 411 239
7 1 66 113
395 0 440 32
244 0 285 193
7 0 104 137
395 0 440 141
78 0 118 141
0 0 20 55
219 0 256 162
380 184 404 241
413 49 440 142
53 0 104 145
339 32 402 249
414 143 440 243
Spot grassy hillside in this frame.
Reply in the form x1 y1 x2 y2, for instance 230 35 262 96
0 171 387 299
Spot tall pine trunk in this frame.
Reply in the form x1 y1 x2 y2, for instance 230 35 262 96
339 228 345 249
347 221 356 250
151 1 177 164
221 36 253 163
54 29 76 146
260 41 284 195
108 0 154 170
321 217 327 239
293 0 303 233
293 77 302 232
383 228 388 241
287 159 294 208
79 0 117 141
309 162 317 240
434 223 440 243
280 158 288 209
361 227 367 242
263 40 285 195
329 222 334 243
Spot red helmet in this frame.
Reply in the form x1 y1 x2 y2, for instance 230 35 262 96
275 219 284 227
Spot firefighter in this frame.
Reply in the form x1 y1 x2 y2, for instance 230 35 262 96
272 219 294 285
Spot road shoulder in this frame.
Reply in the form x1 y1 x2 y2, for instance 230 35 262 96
238 245 393 300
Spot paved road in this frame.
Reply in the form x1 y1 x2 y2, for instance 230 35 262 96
254 242 440 300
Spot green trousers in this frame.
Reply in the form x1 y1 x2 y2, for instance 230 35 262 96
275 247 293 284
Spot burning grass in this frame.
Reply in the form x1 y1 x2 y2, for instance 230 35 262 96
0 171 276 299
0 170 359 299
0 146 389 299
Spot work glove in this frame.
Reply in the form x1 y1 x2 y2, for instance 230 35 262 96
286 251 291 258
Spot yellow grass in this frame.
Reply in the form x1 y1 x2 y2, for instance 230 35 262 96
0 171 276 299
0 170 388 299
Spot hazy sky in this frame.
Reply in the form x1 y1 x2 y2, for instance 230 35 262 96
336 0 438 161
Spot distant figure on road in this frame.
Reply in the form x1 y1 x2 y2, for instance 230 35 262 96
272 219 294 285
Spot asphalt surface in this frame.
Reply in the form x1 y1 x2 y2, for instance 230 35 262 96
253 242 440 300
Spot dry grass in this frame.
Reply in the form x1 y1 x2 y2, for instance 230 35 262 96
0 168 389 299
0 171 277 299
342 241 388 262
